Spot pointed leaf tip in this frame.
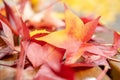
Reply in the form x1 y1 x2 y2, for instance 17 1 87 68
97 16 101 19
96 16 101 21
82 16 100 42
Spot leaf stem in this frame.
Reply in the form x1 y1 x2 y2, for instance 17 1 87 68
97 65 109 80
15 41 30 80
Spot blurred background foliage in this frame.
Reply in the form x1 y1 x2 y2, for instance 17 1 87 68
0 0 120 30
63 0 120 24
31 0 120 31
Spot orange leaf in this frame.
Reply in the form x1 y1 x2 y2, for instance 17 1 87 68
36 30 81 50
65 9 84 41
34 9 99 64
82 17 100 42
65 9 100 42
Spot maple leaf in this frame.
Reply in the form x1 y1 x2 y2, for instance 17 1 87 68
81 44 110 66
3 0 30 40
80 43 120 67
2 3 67 79
65 42 115 65
35 8 99 45
0 15 14 49
65 9 100 42
34 8 99 64
2 0 120 80
0 14 17 36
3 1 19 35
26 42 65 68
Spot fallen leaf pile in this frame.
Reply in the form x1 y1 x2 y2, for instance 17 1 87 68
0 0 120 80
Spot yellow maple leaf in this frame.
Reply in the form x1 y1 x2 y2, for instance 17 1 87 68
33 8 99 64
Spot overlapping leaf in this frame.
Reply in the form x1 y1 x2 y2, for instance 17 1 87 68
26 42 65 68
1 1 120 80
3 1 30 40
34 8 99 64
0 15 14 49
65 9 100 42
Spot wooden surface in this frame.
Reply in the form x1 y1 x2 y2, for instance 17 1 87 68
109 54 120 80
75 67 111 80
